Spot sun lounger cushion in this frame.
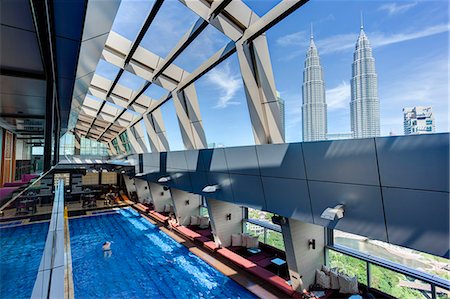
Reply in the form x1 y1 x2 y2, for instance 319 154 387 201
231 233 242 246
217 248 256 269
247 266 294 296
176 226 201 240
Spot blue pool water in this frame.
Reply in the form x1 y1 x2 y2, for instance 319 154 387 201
69 208 256 298
0 222 49 299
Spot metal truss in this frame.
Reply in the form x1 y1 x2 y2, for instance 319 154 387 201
71 0 309 154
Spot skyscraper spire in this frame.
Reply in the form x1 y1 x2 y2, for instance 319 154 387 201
360 11 364 30
350 16 380 138
302 25 327 142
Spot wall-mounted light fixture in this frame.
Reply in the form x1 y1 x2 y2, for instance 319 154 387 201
135 173 144 177
226 213 232 221
158 176 171 183
308 239 316 250
185 200 190 205
202 185 219 193
120 170 125 174
320 204 345 221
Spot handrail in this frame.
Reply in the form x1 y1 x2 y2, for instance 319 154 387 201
31 179 66 299
327 244 450 291
0 166 56 211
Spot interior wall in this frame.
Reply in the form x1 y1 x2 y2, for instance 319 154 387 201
148 182 173 212
207 198 243 247
171 188 201 226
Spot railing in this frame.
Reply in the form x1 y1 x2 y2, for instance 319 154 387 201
31 179 66 299
0 166 55 211
327 244 450 298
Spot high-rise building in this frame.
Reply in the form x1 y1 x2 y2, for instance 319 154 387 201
403 106 435 135
350 18 380 139
302 25 327 142
276 91 285 140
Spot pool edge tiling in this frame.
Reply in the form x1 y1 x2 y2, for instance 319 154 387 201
69 208 257 299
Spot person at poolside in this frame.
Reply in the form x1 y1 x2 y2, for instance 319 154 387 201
168 213 177 231
102 241 112 258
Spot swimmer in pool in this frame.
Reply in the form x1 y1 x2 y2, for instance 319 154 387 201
102 241 112 258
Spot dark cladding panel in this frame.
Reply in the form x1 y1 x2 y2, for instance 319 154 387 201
262 177 313 223
309 181 387 242
188 171 209 194
170 172 192 192
230 174 265 210
142 152 160 174
166 151 188 171
303 139 379 186
376 134 449 192
198 148 228 172
256 143 306 179
207 172 234 203
225 146 260 176
184 150 200 171
383 187 449 259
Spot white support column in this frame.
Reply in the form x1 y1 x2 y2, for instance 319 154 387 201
148 182 173 212
108 141 117 155
123 175 136 195
281 218 325 291
126 127 144 154
74 132 81 155
172 84 207 150
143 108 170 152
170 189 201 226
134 178 152 203
133 122 151 153
236 36 284 144
206 198 243 247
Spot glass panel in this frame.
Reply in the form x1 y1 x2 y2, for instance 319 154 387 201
370 265 431 299
266 230 285 251
328 250 367 285
334 230 450 282
436 287 450 299
199 207 209 217
244 222 265 244
248 208 275 225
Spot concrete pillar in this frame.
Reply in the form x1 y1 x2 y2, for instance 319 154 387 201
170 188 201 226
123 175 136 195
134 178 151 203
207 198 243 247
282 218 325 291
148 182 173 212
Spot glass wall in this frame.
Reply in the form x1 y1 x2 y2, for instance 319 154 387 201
334 230 450 282
119 132 132 154
244 208 285 251
328 250 367 284
59 133 108 156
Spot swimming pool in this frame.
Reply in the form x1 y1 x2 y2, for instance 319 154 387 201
69 208 256 298
0 222 49 299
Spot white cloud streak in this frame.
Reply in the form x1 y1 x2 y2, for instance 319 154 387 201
326 81 351 111
378 2 418 15
206 62 243 109
277 23 450 59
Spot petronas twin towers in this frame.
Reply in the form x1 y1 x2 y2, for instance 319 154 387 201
302 21 380 141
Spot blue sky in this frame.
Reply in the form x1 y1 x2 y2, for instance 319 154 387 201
94 0 449 150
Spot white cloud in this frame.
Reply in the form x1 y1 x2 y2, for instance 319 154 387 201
379 2 418 15
276 23 450 59
276 30 307 47
206 62 242 109
326 81 351 111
